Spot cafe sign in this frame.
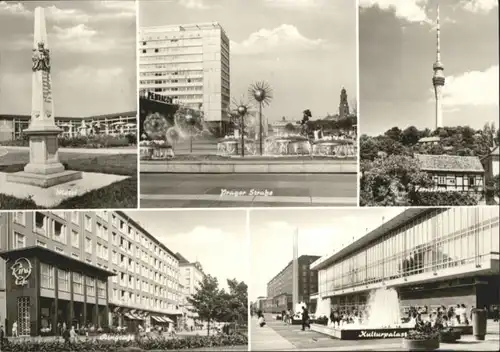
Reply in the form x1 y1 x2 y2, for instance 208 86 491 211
11 258 32 286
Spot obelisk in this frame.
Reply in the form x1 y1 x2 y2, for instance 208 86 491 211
7 7 81 187
292 228 299 312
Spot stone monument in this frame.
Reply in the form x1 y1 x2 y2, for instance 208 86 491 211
7 7 82 188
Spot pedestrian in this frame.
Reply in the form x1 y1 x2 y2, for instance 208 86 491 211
456 304 461 324
12 320 17 338
62 327 71 349
301 306 310 331
494 306 499 322
258 311 266 328
0 325 5 351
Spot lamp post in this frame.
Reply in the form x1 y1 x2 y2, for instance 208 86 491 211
249 81 273 155
237 105 247 157
186 111 195 153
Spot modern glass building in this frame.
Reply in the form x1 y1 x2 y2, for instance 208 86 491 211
311 207 500 315
0 211 183 336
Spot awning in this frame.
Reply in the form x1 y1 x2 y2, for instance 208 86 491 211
163 317 174 323
151 316 163 323
124 313 135 320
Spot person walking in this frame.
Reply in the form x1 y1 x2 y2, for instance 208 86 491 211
493 306 499 322
301 306 310 331
257 311 266 328
62 327 71 349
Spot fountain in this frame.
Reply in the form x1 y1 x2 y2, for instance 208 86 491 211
311 288 414 340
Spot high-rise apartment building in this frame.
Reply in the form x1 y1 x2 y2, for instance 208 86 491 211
0 211 183 336
139 22 231 135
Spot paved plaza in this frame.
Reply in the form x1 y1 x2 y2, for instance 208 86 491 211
140 173 357 208
250 315 500 351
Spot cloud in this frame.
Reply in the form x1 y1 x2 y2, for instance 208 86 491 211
231 24 327 55
264 0 325 8
359 0 431 23
95 1 136 18
0 1 30 16
56 66 125 87
441 65 499 107
50 24 133 53
46 5 90 23
178 0 209 9
460 0 498 13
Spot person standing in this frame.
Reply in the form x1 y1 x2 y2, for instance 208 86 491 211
0 325 5 351
301 306 310 331
11 321 17 338
494 306 499 322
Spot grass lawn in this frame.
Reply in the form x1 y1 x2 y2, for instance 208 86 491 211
0 154 137 209
143 154 356 162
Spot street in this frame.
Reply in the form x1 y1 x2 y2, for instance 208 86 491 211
140 173 357 208
250 314 500 351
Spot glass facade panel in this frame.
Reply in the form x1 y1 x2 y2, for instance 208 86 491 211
319 208 500 297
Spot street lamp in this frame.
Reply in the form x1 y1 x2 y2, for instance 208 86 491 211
237 105 248 157
185 110 195 153
249 81 273 155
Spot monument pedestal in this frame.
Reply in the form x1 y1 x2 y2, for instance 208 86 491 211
6 128 82 188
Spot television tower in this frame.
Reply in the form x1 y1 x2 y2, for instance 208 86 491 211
432 4 445 129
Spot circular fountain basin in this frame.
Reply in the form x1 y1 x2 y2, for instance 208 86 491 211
264 136 311 156
312 139 356 158
217 138 257 156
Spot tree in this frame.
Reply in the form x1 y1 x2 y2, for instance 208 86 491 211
284 123 296 133
360 154 434 206
401 126 420 146
186 275 226 336
219 279 248 326
384 127 403 142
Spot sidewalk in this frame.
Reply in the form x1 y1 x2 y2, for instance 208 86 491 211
250 317 296 351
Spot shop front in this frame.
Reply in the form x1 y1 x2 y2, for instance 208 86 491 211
0 246 115 337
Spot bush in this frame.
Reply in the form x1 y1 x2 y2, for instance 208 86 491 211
412 191 479 206
406 322 440 341
315 316 329 325
2 333 248 352
0 134 136 148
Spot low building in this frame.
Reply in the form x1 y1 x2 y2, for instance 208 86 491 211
0 211 183 337
311 207 499 316
0 112 137 141
177 253 205 329
270 117 301 135
417 136 441 145
415 153 485 193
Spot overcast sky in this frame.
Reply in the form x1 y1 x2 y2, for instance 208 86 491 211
249 207 406 301
125 209 248 292
0 1 136 117
140 0 357 122
359 0 498 135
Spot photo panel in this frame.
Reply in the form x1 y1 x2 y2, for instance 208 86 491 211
248 206 500 351
0 208 249 350
0 1 138 210
358 0 499 207
138 0 358 209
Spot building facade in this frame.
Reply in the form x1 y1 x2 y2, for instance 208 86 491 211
177 253 205 328
0 112 137 141
415 154 485 193
138 22 230 135
0 211 183 336
265 255 320 313
311 207 499 315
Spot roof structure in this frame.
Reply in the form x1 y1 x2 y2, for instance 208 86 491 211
415 153 485 173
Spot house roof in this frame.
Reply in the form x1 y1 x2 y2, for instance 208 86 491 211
415 153 485 173
418 136 441 143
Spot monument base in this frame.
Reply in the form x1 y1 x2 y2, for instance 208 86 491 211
7 170 82 188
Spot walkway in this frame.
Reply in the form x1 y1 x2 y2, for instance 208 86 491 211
250 317 296 351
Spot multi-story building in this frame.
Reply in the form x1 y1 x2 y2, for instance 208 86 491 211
0 112 137 141
138 22 231 135
176 253 205 328
311 207 499 316
0 211 183 336
265 255 320 313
